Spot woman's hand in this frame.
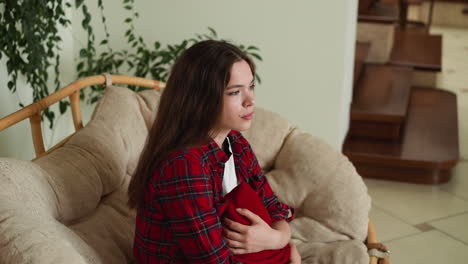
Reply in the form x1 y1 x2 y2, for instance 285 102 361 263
222 208 285 254
289 242 301 264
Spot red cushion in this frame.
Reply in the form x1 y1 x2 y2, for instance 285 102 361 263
218 181 290 264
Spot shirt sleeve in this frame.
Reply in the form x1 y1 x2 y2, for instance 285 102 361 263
243 142 294 223
155 154 234 264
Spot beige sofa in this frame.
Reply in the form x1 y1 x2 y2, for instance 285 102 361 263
0 82 371 263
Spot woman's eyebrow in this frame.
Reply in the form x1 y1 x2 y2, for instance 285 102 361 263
226 79 255 90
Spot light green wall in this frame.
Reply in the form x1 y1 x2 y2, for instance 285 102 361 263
0 0 358 159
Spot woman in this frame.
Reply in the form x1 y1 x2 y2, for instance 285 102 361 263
128 40 301 264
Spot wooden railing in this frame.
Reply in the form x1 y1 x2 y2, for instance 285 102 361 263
0 74 165 160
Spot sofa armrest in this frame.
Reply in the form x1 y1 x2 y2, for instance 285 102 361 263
265 128 371 241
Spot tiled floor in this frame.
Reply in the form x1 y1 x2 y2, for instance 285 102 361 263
366 25 468 263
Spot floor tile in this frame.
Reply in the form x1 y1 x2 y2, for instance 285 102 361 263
369 204 421 242
413 223 435 232
441 161 468 200
430 212 468 244
364 179 468 225
386 230 468 264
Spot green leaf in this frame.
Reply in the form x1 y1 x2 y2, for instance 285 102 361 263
116 60 124 68
79 49 87 58
154 42 161 49
208 27 217 37
77 62 84 71
255 73 262 84
249 53 262 61
59 101 67 114
76 0 85 8
125 18 132 23
100 39 108 45
247 46 259 51
7 81 14 90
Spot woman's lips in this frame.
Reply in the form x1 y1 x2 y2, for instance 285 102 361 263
241 112 254 120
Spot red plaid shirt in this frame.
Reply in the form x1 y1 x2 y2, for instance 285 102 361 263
133 130 293 264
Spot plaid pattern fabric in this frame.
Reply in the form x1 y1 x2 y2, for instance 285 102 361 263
133 130 293 264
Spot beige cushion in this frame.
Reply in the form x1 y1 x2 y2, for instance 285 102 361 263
0 85 370 264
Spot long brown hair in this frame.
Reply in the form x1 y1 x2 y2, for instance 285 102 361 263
128 40 255 209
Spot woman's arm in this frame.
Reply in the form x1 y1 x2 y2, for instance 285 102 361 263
271 219 291 248
223 209 291 253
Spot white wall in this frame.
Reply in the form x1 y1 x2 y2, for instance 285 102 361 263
0 0 357 159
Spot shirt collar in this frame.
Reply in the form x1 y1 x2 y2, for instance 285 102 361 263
201 130 242 172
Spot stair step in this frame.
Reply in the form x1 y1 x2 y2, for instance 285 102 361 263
380 0 422 5
343 87 459 184
358 1 399 24
359 0 375 13
389 31 442 71
354 42 371 86
350 64 413 140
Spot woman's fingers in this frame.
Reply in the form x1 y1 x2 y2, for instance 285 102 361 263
223 227 244 241
229 247 248 255
289 242 302 264
235 208 263 224
223 217 248 233
224 238 244 249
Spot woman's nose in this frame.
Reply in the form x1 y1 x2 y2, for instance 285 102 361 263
243 90 255 107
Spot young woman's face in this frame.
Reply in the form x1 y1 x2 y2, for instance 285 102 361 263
217 59 255 133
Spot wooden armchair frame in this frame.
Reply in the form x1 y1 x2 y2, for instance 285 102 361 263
0 74 380 263
0 74 164 160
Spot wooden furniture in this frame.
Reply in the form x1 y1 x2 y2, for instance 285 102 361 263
350 63 413 140
359 0 376 13
0 75 165 160
399 0 435 32
390 30 442 71
345 13 458 184
358 0 400 24
354 42 371 86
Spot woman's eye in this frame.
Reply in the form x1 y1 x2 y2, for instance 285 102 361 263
250 84 255 90
228 90 240 96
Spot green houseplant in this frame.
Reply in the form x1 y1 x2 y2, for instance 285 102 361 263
0 0 262 131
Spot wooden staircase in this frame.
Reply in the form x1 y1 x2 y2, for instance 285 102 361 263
343 1 459 184
349 63 413 140
390 30 442 71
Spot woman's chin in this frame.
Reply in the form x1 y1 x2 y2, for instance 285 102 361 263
236 123 252 132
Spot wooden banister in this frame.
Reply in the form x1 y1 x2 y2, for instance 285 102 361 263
0 74 165 158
